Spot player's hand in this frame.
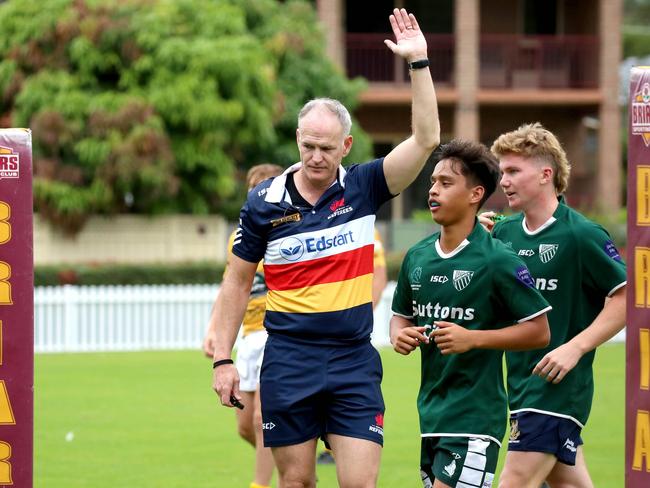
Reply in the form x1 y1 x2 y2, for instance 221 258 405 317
392 326 429 355
532 342 582 384
430 321 475 354
202 329 217 358
478 211 496 232
384 9 427 62
212 364 242 408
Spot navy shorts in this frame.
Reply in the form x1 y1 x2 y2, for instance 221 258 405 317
507 411 583 465
259 334 385 448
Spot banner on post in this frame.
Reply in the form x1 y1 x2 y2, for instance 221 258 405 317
627 66 650 487
0 129 33 487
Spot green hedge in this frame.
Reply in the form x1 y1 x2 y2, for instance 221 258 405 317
34 261 226 286
34 258 403 286
34 257 404 287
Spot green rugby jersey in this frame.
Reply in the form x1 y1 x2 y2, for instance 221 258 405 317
493 198 626 427
392 222 551 444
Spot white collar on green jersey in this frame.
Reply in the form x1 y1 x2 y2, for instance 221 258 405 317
435 238 470 259
264 162 347 203
522 215 557 235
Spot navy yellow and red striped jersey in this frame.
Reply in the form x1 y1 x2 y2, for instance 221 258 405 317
231 159 393 344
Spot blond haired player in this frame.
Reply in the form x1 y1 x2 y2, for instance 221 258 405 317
481 123 626 488
203 163 283 488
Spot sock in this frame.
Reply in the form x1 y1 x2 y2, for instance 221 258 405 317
250 483 270 488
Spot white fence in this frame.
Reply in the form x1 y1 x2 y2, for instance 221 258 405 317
35 284 396 353
34 283 624 353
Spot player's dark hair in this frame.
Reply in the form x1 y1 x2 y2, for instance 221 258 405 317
435 140 501 208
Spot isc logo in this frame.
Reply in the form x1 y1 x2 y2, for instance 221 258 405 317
430 275 448 283
518 249 535 257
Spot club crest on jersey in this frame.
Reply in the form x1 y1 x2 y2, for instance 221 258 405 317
410 266 422 287
539 244 558 263
452 270 474 291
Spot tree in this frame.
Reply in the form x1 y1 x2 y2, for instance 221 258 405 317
623 0 650 58
0 0 371 231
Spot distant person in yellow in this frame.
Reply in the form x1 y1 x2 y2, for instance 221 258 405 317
203 163 283 488
316 227 388 466
371 228 388 308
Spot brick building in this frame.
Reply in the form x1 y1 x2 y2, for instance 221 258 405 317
316 0 622 221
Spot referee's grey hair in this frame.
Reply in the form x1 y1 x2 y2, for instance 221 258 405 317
298 98 352 137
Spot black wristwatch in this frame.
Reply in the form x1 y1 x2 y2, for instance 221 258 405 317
408 59 430 70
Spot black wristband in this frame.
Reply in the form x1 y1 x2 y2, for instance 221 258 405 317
408 59 430 70
212 358 234 369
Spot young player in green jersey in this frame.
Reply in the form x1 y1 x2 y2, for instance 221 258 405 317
484 123 627 488
391 140 552 488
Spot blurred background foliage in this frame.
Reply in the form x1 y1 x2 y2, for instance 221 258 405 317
0 0 371 233
623 0 650 58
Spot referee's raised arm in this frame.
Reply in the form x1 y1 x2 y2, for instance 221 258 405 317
382 8 440 196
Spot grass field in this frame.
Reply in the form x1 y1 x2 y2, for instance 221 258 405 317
35 343 624 487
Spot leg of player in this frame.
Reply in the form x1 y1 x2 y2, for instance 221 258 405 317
253 388 274 487
271 438 318 488
236 391 257 446
327 434 381 488
544 446 594 488
499 451 557 488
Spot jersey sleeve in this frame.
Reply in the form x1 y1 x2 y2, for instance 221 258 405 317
391 251 414 319
230 196 268 264
492 250 551 324
346 158 394 212
578 223 627 296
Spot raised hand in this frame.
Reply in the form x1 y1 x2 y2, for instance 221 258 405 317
384 8 428 62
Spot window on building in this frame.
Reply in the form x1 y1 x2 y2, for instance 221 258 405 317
346 0 453 33
523 0 558 34
346 0 394 32
405 0 453 33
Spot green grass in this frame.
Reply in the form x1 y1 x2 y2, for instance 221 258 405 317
35 344 624 487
